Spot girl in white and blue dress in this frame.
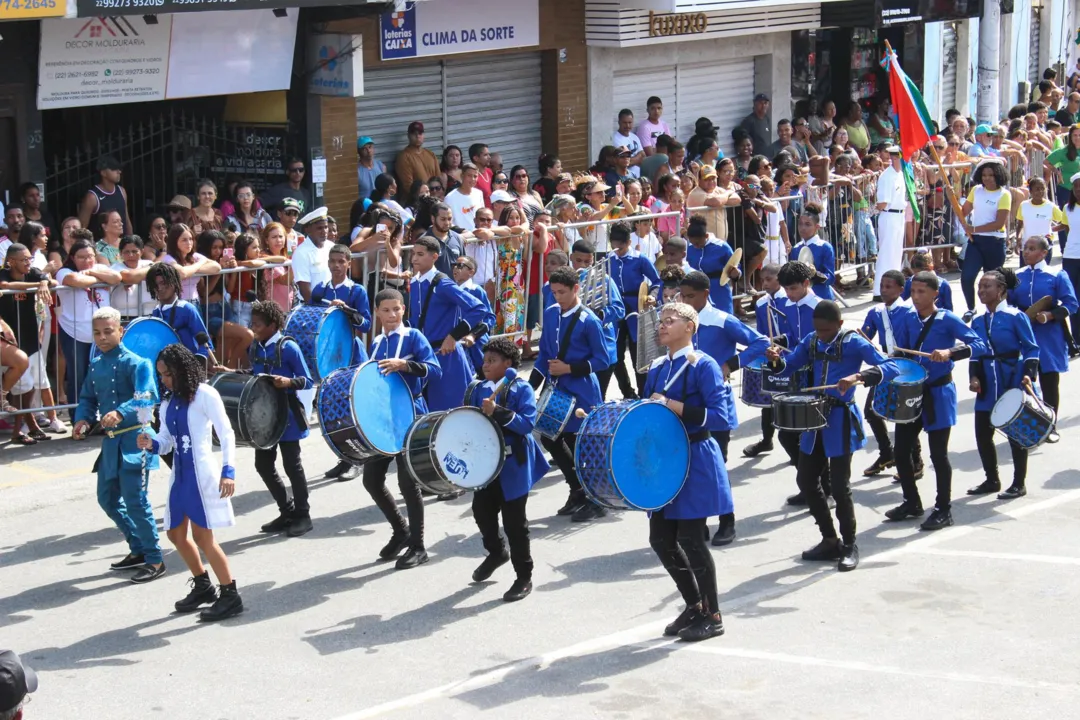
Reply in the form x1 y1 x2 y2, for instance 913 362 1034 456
138 343 243 621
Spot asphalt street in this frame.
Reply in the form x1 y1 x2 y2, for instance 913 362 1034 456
2 270 1079 720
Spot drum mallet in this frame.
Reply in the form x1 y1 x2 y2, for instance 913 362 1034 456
196 332 223 369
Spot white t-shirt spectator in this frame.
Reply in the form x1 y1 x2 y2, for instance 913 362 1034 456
636 119 672 152
444 187 485 232
612 130 644 178
965 186 1011 239
632 230 662 259
1018 199 1064 240
31 250 48 271
163 252 209 302
110 260 156 317
56 267 112 342
290 238 332 289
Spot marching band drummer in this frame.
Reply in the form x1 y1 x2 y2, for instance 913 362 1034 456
886 272 985 530
145 262 214 364
765 301 899 571
901 250 954 312
608 221 661 400
676 271 769 546
528 266 611 522
967 269 1041 500
788 203 836 300
685 215 740 313
362 289 443 569
569 241 624 399
465 337 549 602
743 263 790 459
451 255 497 379
643 302 731 642
1008 236 1077 443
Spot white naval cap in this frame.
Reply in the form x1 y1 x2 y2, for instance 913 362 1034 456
299 206 329 226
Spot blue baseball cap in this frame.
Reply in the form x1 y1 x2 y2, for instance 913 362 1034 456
357 135 374 148
974 124 994 136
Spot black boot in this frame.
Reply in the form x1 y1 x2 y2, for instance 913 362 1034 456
556 490 586 516
260 512 292 533
967 479 1001 496
711 513 736 546
325 460 352 479
837 542 860 572
742 439 773 458
379 529 410 560
863 454 895 476
287 512 313 537
175 572 217 613
199 581 243 621
472 550 510 582
571 501 607 522
503 575 533 602
786 492 808 507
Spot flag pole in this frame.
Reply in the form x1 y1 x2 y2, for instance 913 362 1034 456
883 40 972 239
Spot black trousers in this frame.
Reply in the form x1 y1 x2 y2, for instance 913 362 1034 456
895 421 952 510
863 392 893 457
596 365 615 400
759 408 801 465
710 430 730 462
649 510 718 615
472 478 532 579
362 454 425 549
613 319 644 398
541 432 581 492
796 435 855 544
975 410 1028 488
255 440 309 516
1040 371 1060 414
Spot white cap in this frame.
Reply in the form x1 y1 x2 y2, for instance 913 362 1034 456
1070 171 1080 184
886 145 901 154
489 190 515 203
299 206 329 226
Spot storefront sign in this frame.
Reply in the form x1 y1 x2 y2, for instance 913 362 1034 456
880 0 921 25
209 128 288 184
75 0 355 18
380 0 538 61
647 11 708 38
0 0 64 21
308 33 363 98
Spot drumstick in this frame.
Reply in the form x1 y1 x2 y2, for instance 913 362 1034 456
802 381 864 392
855 328 872 342
893 347 934 358
196 332 222 369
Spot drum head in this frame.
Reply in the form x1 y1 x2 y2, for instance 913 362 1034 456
243 375 289 449
315 308 354 380
990 388 1025 428
352 361 416 454
893 358 928 383
610 402 689 510
433 408 503 490
122 318 181 368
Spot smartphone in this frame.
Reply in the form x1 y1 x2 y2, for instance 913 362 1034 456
223 248 235 258
376 223 388 234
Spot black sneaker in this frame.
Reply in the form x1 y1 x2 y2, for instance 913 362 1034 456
742 440 774 458
378 530 410 560
711 513 736 547
556 491 586 516
664 606 702 637
472 551 510 582
110 553 146 571
863 455 895 477
678 612 724 642
338 465 360 481
837 543 860 572
131 563 166 584
199 582 243 621
801 538 842 561
967 479 1001 496
786 492 808 507
503 577 533 602
884 501 924 521
962 310 976 324
920 507 954 531
260 514 292 533
997 485 1027 500
437 489 466 502
396 547 429 570
570 502 607 522
324 460 352 479
175 572 217 613
287 515 313 537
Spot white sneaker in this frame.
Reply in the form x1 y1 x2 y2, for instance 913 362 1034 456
45 418 68 434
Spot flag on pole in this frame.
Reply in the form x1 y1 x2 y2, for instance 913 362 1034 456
882 48 933 163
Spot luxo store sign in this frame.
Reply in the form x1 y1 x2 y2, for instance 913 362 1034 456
647 10 708 37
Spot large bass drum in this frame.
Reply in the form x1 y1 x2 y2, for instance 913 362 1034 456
284 304 353 381
207 372 288 449
404 407 506 494
317 361 416 465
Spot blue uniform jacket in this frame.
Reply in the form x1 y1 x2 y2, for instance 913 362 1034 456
466 377 550 501
643 347 732 519
694 304 769 431
459 279 497 374
791 237 836 299
609 250 660 341
409 269 489 411
777 293 821 350
249 331 314 442
75 346 160 477
774 331 899 457
755 290 789 341
892 308 987 431
686 236 737 313
902 274 954 311
1009 261 1078 373
531 302 609 434
861 299 919 354
370 326 442 415
311 278 372 365
969 303 1040 411
153 300 212 358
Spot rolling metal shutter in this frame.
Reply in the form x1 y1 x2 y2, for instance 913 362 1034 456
677 60 755 158
612 66 678 144
355 63 445 177
445 52 543 174
942 23 959 114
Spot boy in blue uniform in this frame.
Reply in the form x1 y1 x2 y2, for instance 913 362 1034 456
466 337 549 601
451 255 497 378
528 267 611 522
901 250 953 311
246 300 316 538
885 271 985 530
72 307 165 584
608 222 660 399
644 302 730 642
363 289 443 569
146 262 213 363
685 215 740 313
408 236 489 412
744 264 791 459
570 241 623 398
789 204 836 300
968 269 1041 500
314 243 373 482
677 271 768 546
766 300 899 571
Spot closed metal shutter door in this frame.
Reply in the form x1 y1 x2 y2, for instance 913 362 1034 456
1029 4 1042 89
942 23 959 113
355 63 445 177
612 66 678 144
445 52 542 174
677 60 755 158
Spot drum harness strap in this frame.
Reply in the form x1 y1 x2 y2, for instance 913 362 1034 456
415 273 446 335
912 310 955 426
250 335 309 432
551 310 582 387
466 379 525 462
809 329 864 451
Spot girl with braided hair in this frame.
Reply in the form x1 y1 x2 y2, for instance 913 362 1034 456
139 343 244 620
146 261 214 364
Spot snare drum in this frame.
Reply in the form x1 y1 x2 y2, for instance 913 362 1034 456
990 388 1056 449
761 364 806 394
534 384 576 440
871 358 926 423
771 392 830 432
284 305 353 382
741 358 777 408
317 361 416 465
208 372 288 449
404 407 506 494
574 400 690 511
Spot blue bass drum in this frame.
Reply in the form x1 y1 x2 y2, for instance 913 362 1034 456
317 361 416 465
284 304 353 382
574 400 690 511
990 388 1056 449
92 317 181 390
871 358 926 423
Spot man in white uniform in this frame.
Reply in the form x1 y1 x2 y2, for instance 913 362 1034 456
873 146 907 298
